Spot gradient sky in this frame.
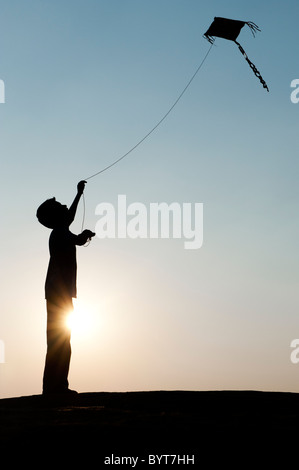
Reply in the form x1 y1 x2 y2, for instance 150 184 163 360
0 0 298 398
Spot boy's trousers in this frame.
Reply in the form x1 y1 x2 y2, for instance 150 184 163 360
43 297 73 394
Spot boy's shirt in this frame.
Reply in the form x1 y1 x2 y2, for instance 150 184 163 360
45 227 77 301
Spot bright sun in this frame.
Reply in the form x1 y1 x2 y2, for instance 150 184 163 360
66 299 95 338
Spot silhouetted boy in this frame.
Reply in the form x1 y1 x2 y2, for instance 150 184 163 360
36 180 95 395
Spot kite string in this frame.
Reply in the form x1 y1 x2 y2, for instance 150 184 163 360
84 43 213 181
81 191 86 232
80 43 213 234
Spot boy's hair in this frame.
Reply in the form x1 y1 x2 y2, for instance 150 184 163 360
36 198 57 229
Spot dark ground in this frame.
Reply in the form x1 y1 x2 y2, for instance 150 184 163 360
1 390 298 466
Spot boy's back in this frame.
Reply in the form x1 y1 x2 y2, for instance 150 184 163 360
45 227 78 301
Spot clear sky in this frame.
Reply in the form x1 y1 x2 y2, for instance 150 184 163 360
0 0 298 398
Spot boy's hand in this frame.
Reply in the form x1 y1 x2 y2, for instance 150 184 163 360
77 180 87 195
77 229 96 246
82 229 96 239
76 230 95 246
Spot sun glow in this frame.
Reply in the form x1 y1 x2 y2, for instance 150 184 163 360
66 299 97 338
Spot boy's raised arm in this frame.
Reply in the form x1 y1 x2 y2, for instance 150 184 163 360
68 180 86 224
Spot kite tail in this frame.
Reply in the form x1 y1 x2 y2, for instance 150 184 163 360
246 21 261 38
235 40 269 92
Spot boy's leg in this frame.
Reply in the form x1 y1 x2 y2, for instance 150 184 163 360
43 298 73 394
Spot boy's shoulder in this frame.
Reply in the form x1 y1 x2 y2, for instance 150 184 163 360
49 227 73 244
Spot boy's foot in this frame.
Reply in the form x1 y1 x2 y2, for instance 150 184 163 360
43 388 78 396
63 388 78 396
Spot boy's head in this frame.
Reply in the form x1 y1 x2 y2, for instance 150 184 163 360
36 198 68 229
